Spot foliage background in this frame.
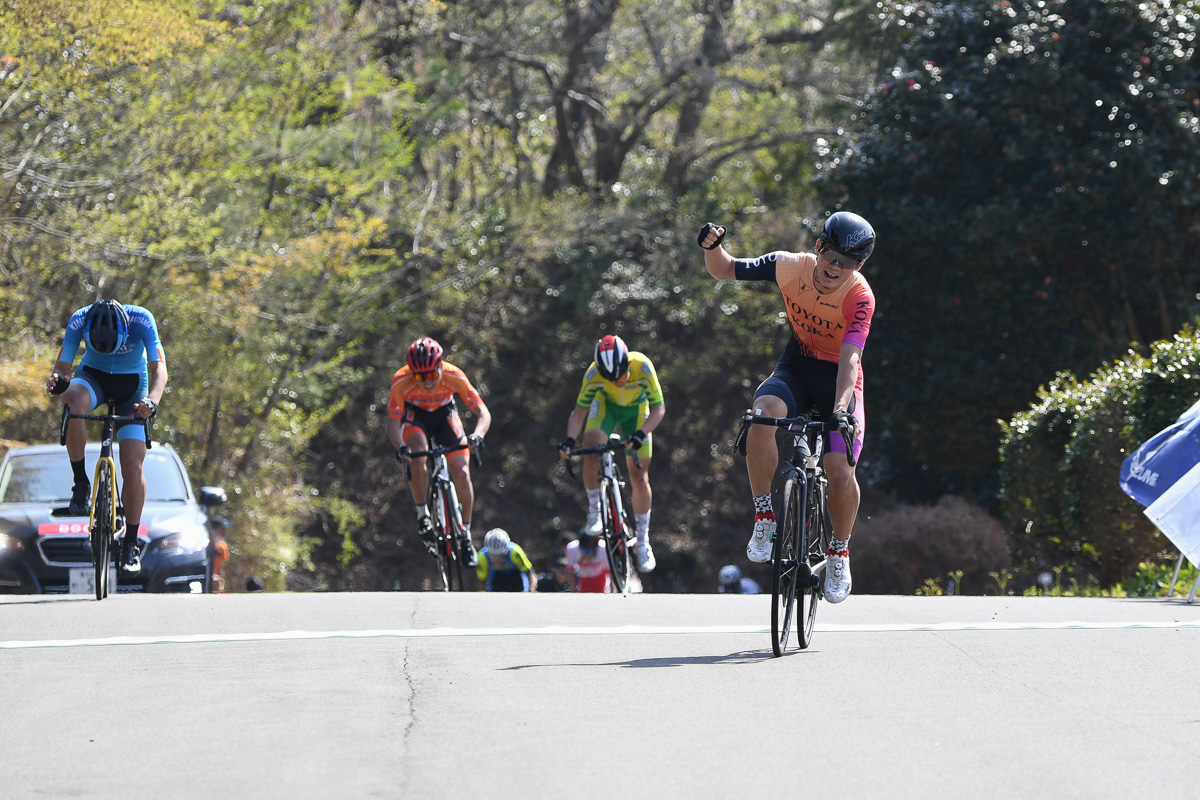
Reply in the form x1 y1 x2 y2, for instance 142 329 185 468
1 0 1196 594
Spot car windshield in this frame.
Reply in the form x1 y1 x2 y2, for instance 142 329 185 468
0 451 190 504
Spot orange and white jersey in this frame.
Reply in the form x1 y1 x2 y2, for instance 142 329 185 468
387 362 483 416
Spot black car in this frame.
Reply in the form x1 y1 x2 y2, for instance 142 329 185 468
0 443 226 593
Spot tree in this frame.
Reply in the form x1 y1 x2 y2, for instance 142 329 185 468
820 0 1200 502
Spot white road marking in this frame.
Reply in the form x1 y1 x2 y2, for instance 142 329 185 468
1 619 1199 650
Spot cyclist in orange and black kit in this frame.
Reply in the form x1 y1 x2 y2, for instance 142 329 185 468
700 212 876 604
388 337 491 567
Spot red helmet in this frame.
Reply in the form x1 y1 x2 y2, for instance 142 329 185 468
406 337 444 373
594 334 630 381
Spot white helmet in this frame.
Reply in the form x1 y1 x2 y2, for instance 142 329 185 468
484 528 511 555
718 565 742 587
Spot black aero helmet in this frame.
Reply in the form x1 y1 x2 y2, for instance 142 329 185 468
83 300 130 354
819 212 876 262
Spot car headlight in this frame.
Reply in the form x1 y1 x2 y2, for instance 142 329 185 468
158 529 209 552
0 533 23 552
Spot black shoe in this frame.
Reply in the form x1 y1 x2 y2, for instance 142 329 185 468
459 535 478 568
416 516 435 541
119 540 142 577
68 483 90 517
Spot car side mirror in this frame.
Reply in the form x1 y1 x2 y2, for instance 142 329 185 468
199 486 228 508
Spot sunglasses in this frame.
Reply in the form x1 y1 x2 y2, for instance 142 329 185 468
415 369 442 381
818 243 858 270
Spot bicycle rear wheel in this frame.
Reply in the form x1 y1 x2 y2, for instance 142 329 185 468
91 463 112 601
601 478 630 593
796 475 827 649
771 476 804 656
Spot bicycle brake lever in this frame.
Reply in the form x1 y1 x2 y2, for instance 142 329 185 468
841 427 857 468
733 413 751 457
59 404 71 447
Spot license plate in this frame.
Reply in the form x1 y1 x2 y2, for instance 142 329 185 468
69 566 118 594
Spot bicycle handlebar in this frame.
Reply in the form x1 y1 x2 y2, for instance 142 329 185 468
399 441 482 480
561 437 641 477
60 404 154 449
734 407 857 468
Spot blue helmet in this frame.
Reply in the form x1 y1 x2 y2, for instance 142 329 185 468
83 300 130 354
819 212 876 262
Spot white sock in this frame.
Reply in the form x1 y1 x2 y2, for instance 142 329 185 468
415 504 428 519
636 511 650 544
587 488 601 515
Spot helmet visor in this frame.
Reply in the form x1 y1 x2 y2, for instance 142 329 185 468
818 242 861 270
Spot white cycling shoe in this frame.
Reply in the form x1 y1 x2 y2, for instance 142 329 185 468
747 515 775 563
824 549 852 603
585 512 603 536
635 542 656 573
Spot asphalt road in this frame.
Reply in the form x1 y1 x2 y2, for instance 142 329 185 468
3 592 1199 799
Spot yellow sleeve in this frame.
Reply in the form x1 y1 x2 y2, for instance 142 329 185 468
509 544 534 573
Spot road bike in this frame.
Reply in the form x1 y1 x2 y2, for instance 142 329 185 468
401 442 481 591
59 402 152 601
565 435 639 594
734 403 856 656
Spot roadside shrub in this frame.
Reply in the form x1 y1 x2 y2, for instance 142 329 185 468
853 495 1009 595
1000 326 1200 588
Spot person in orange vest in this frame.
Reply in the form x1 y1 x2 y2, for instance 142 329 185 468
207 517 230 593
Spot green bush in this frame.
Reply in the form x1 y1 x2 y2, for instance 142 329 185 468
999 326 1200 588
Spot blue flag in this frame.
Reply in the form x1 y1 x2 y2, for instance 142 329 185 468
1119 399 1200 507
1120 399 1200 566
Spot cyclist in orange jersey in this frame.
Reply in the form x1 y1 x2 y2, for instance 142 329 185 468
388 337 491 567
700 212 877 605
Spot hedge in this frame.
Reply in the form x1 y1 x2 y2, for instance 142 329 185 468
999 326 1200 588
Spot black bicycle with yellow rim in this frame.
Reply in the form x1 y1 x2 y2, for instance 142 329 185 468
59 402 152 600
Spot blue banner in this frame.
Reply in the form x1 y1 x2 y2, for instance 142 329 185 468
1119 399 1200 507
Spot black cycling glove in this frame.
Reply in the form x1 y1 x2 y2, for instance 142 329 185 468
697 222 726 251
831 409 858 436
626 429 647 450
558 436 576 454
468 433 485 449
395 445 410 461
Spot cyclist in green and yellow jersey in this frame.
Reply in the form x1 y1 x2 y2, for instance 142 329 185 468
557 335 664 573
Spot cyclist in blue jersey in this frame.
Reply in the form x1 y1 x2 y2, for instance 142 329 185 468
45 299 168 576
476 528 538 592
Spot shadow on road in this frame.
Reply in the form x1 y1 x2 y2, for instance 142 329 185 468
502 649 812 669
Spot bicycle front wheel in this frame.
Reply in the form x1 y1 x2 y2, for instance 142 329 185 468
600 478 630 593
796 476 827 649
429 487 451 591
771 476 804 656
442 483 466 592
91 462 113 601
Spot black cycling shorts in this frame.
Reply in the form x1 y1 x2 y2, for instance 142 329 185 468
752 353 864 460
488 569 526 592
399 401 467 449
